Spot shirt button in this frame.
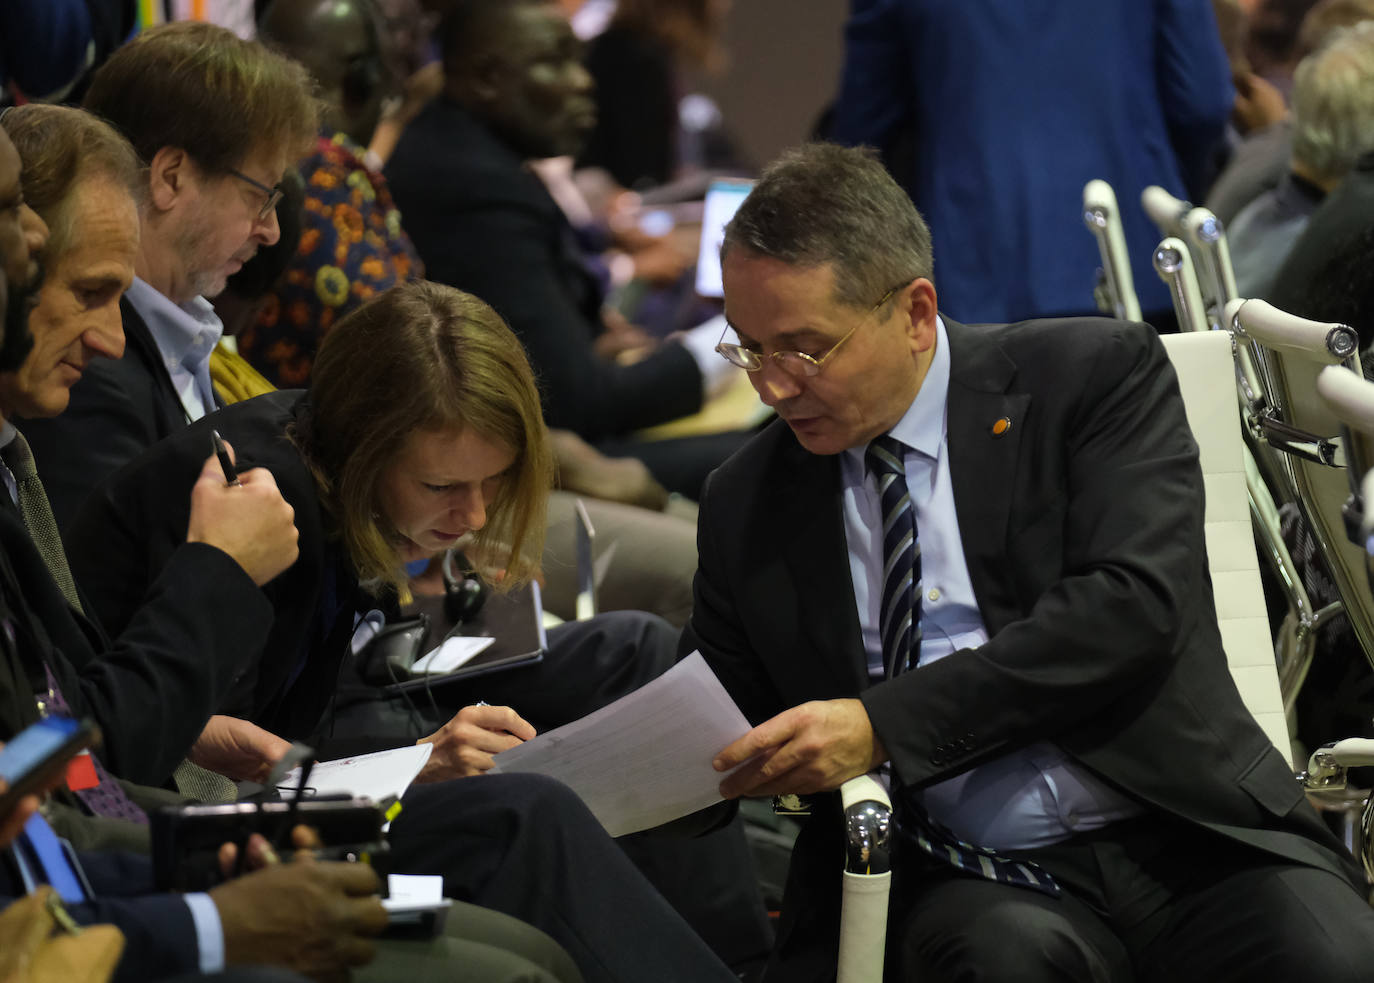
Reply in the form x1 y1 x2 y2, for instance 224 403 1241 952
927 588 941 602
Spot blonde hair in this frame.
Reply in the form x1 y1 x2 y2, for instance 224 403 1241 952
298 280 553 592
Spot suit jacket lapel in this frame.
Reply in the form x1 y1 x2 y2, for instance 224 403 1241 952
944 319 1030 633
774 435 872 696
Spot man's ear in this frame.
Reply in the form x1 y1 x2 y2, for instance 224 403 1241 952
146 146 191 213
903 278 939 353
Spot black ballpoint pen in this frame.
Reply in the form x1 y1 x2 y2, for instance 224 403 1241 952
211 430 241 487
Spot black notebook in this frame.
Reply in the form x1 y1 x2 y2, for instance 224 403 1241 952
385 581 546 693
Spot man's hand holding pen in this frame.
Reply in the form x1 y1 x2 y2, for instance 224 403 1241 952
186 435 299 586
415 702 535 781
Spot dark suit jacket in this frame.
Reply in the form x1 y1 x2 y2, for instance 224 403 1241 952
22 295 190 533
682 316 1360 977
0 553 199 980
0 467 272 784
66 391 368 744
0 847 199 983
384 99 704 440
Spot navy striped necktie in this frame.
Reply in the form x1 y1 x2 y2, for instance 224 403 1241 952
865 433 1059 898
865 434 920 678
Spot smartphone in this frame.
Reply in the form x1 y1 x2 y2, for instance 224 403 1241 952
0 716 100 817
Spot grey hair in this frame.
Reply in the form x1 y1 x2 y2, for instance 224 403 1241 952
721 143 934 311
1292 21 1374 183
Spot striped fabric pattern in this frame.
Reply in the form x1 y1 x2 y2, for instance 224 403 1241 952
866 433 1059 898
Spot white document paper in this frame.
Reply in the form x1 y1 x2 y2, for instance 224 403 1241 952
282 744 433 805
383 874 452 927
490 652 751 836
411 634 495 673
383 874 445 912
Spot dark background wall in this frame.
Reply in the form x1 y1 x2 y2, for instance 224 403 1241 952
697 1 849 171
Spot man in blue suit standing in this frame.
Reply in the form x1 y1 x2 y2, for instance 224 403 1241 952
828 0 1234 326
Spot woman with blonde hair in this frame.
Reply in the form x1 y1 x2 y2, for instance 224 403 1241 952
65 278 640 782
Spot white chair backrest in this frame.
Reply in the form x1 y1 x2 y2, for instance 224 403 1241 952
1162 331 1291 762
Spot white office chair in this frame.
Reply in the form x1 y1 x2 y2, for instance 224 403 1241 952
1147 243 1321 724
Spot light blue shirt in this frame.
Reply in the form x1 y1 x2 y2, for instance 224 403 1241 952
841 317 1141 850
124 277 222 422
183 892 225 972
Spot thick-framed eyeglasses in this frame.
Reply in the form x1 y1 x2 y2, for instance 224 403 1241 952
227 168 284 221
715 283 904 378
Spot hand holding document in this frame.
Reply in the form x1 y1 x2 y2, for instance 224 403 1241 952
491 652 751 836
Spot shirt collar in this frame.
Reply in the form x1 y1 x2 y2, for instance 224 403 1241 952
124 276 223 373
0 421 15 453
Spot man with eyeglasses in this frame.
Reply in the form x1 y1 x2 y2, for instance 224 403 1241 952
18 22 318 532
683 142 1374 983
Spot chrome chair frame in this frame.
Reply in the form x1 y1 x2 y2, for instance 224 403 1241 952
1083 180 1142 322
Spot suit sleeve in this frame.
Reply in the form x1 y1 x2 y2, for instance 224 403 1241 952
827 0 911 150
56 425 277 784
416 191 704 440
861 324 1207 786
680 469 788 727
1155 0 1234 196
67 544 273 784
0 850 200 982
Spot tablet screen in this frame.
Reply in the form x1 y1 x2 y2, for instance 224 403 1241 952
695 179 754 298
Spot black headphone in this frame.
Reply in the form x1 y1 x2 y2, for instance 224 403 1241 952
441 549 488 625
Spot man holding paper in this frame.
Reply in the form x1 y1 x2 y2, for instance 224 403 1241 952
683 143 1374 982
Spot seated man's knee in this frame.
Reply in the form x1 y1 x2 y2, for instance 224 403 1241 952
901 896 1117 983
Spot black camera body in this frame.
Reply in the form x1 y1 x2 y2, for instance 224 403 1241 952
151 796 388 891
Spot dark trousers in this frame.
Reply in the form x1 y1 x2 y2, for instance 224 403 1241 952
326 611 773 970
891 815 1374 982
390 773 738 983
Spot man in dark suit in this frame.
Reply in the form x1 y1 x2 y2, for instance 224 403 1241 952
385 0 749 499
684 142 1374 982
0 104 299 792
19 21 320 531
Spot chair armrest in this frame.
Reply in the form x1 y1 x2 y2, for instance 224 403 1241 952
1318 366 1374 436
840 774 893 876
1232 299 1358 363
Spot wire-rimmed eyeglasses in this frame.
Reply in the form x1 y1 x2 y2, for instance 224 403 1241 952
228 168 284 222
715 283 904 379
